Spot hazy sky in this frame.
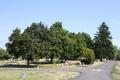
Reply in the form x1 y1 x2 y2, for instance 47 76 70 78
0 0 120 48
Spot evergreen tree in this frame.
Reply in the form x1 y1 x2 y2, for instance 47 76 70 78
94 22 114 61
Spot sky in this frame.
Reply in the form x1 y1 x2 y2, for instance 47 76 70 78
0 0 120 49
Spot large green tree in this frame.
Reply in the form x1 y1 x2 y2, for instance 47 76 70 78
49 22 64 63
94 22 114 61
20 32 33 67
6 28 21 59
61 32 77 60
6 22 50 67
21 22 50 66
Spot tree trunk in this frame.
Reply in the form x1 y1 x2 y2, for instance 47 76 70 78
27 59 30 67
100 56 103 61
50 57 53 64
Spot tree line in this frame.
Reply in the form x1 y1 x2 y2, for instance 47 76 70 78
5 21 115 66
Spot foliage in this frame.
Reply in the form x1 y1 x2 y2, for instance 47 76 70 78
82 32 93 49
6 21 115 65
113 45 120 60
80 47 95 64
93 22 114 61
6 23 50 66
49 22 64 63
6 28 21 59
0 48 9 60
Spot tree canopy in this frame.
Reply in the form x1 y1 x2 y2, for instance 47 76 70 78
93 22 114 61
6 21 115 66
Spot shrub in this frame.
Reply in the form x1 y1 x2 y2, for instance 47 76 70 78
0 48 10 60
80 47 95 64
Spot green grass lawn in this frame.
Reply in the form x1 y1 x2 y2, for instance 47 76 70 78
112 61 120 80
0 68 79 80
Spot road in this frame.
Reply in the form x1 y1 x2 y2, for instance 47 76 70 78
74 61 116 80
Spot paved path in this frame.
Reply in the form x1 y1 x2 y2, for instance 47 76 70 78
74 61 116 80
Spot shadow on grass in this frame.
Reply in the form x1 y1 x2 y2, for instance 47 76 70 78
0 64 37 68
31 61 51 64
31 61 62 64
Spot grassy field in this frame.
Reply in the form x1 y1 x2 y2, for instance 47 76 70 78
0 60 105 80
38 61 105 69
112 61 120 80
0 68 79 80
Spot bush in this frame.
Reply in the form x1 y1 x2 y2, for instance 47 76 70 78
0 48 10 60
80 47 95 64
